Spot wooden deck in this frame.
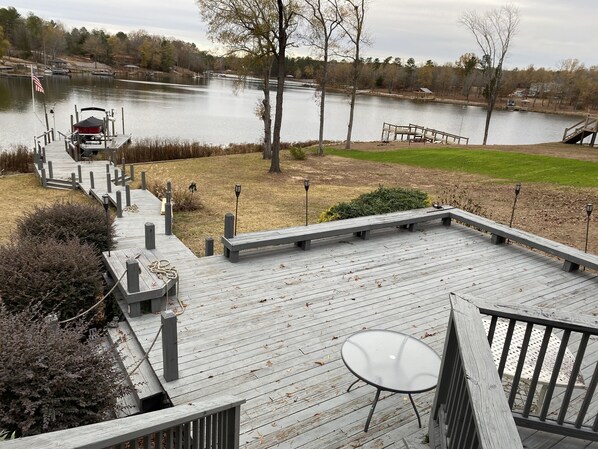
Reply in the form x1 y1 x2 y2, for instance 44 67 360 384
34 133 598 448
124 222 598 449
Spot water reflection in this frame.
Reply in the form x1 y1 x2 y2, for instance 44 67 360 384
0 75 576 147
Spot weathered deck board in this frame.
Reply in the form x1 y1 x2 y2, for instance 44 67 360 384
36 136 598 448
121 221 598 449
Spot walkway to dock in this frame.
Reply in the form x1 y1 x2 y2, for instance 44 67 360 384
35 136 598 449
563 116 598 147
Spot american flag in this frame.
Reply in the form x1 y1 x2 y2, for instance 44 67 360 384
32 74 45 94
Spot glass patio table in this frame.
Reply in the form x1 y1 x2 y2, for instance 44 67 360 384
341 329 441 432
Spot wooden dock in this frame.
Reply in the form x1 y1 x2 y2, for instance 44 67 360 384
563 116 598 147
381 122 469 145
33 132 598 448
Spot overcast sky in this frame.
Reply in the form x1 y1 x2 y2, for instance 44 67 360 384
5 0 598 69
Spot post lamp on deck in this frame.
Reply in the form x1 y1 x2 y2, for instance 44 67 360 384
234 184 241 236
304 178 310 226
102 193 110 257
509 183 522 228
585 203 593 254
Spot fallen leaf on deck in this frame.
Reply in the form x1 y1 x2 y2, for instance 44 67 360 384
422 331 437 339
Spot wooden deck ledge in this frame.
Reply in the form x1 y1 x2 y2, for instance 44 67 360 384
103 247 178 317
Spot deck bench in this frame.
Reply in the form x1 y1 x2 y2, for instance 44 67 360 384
221 207 452 262
450 209 598 272
103 247 178 317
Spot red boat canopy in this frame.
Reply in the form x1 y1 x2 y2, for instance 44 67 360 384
73 116 104 135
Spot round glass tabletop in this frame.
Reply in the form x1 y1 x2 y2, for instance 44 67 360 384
341 329 441 393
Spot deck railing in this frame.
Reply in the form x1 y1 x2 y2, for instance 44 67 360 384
431 294 598 448
2 397 245 449
430 295 524 449
476 300 598 441
562 115 597 142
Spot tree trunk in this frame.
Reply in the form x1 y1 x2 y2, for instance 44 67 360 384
270 0 286 174
262 67 272 160
483 90 498 145
345 54 359 150
345 83 357 149
318 53 328 156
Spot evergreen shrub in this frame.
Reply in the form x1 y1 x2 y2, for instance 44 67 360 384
319 186 429 222
289 147 307 160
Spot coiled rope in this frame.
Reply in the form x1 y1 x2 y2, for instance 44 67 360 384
148 259 178 280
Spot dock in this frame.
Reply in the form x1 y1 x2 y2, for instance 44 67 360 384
381 122 469 145
19 131 598 449
563 116 598 146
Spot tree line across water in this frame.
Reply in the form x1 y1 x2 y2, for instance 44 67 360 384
1 5 596 114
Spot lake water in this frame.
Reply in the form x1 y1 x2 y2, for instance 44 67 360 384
0 75 576 148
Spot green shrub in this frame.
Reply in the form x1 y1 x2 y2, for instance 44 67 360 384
148 180 203 212
16 201 114 255
319 186 429 222
289 146 306 160
0 239 104 321
0 307 130 436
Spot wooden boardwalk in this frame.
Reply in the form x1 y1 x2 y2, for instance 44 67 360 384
36 137 598 448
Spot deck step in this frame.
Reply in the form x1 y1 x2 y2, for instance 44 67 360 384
107 320 167 413
100 337 141 418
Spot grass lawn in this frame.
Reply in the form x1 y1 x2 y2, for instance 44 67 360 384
4 145 598 256
326 147 598 188
0 174 90 243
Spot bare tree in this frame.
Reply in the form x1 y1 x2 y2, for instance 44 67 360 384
461 4 519 145
302 0 344 155
339 0 368 150
196 0 298 172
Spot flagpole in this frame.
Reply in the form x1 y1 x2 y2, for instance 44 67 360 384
30 65 37 140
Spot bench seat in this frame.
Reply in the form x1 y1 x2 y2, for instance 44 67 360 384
221 207 452 262
450 209 598 272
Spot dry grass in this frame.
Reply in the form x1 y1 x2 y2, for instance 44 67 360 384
3 144 597 258
133 151 389 256
1 175 92 244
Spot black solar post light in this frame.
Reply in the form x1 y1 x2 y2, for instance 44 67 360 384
509 183 522 228
585 203 593 253
102 193 110 257
234 184 241 236
304 178 310 226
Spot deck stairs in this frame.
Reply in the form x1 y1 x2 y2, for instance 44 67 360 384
562 115 598 146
